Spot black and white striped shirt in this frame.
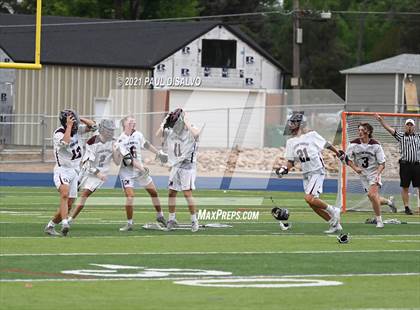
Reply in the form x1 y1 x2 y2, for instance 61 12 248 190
393 131 420 163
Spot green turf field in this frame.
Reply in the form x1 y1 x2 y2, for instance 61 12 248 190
1 187 419 310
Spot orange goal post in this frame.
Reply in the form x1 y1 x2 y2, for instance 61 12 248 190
340 111 420 212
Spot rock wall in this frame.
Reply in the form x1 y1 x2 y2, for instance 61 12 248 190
144 143 401 177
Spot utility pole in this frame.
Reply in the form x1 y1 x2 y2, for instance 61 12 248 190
292 0 301 107
292 0 301 89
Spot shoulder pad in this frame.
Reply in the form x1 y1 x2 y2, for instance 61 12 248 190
368 139 380 145
54 127 65 134
86 135 99 145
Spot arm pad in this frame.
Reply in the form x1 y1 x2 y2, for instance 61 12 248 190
337 150 351 165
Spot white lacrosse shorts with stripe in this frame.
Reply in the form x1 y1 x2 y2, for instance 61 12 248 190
360 170 382 192
53 166 79 198
79 174 105 192
168 166 196 192
120 173 153 189
302 170 325 198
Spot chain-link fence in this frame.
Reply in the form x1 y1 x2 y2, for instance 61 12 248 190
1 103 345 166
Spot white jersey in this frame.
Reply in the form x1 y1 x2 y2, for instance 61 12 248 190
164 126 198 168
82 135 115 175
116 130 146 177
346 138 385 175
53 125 85 169
285 131 327 174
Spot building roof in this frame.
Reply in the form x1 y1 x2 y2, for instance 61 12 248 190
340 54 420 75
0 13 287 71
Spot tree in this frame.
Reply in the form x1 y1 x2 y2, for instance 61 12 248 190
7 0 419 96
12 0 199 20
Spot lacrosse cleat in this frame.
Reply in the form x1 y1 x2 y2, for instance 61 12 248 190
324 223 343 234
44 225 61 237
404 207 413 215
166 219 178 231
388 196 397 213
61 223 70 237
156 215 167 227
119 223 134 232
328 207 341 227
191 221 199 232
376 221 384 228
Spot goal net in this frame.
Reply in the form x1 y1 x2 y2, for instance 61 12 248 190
341 112 420 212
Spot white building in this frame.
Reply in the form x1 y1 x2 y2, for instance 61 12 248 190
0 14 287 148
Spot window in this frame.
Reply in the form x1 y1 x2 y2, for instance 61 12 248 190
201 39 237 69
94 98 112 121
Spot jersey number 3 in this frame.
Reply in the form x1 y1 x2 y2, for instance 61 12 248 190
361 156 369 168
297 148 310 163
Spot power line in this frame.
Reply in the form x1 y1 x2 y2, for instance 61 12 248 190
0 10 293 28
0 9 419 28
332 10 420 15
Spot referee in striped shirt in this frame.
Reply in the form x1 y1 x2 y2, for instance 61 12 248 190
375 114 420 215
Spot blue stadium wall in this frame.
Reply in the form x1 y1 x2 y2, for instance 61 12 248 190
0 172 338 192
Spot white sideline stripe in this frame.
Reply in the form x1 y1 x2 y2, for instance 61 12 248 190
0 198 265 206
1 249 420 257
1 220 419 225
388 240 420 243
0 234 310 239
1 273 419 283
279 273 420 278
0 221 281 225
342 308 415 310
1 234 420 239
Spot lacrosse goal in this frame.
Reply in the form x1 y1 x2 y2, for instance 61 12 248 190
341 111 420 212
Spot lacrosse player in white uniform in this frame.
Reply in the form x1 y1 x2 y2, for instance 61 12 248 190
44 109 96 236
345 122 395 228
158 108 201 232
67 119 119 225
116 115 168 231
276 113 345 234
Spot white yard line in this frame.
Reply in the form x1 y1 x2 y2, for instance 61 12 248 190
1 249 420 257
1 272 419 283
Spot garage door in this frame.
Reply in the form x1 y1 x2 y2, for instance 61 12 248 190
169 88 266 148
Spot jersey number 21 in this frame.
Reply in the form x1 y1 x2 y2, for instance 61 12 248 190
297 148 310 163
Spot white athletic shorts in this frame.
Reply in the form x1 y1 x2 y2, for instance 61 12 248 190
79 174 104 192
360 171 382 192
303 171 325 198
168 166 196 192
53 166 78 198
120 174 153 189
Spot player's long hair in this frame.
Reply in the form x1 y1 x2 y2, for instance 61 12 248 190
358 122 373 138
